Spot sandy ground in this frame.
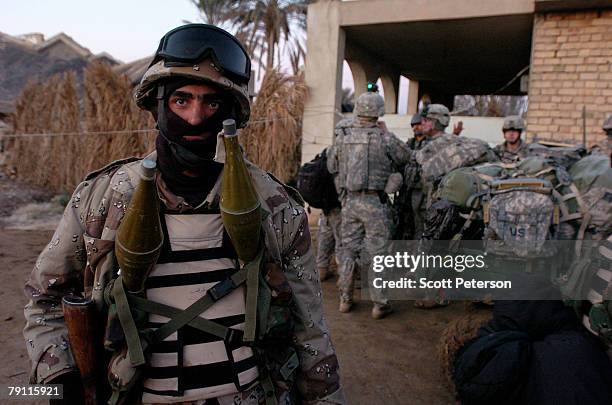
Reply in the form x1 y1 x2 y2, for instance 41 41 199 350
0 175 461 404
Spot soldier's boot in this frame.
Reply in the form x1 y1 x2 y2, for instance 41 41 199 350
371 303 393 319
318 267 332 281
339 293 353 313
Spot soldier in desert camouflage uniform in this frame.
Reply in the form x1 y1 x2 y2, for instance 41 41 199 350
493 115 529 163
327 90 411 319
23 24 344 405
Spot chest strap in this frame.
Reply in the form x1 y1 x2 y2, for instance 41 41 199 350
112 248 263 367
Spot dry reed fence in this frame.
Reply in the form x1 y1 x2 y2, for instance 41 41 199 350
241 69 308 184
8 63 155 193
6 65 306 193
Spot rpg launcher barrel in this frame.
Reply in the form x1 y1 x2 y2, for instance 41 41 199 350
220 119 262 262
62 295 104 405
115 160 164 293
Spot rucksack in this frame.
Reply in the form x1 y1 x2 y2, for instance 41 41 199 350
416 134 498 184
526 143 587 169
296 149 340 211
436 157 569 257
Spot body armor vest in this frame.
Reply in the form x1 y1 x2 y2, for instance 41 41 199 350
141 210 259 403
336 126 394 192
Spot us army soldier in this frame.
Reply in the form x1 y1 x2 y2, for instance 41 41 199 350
494 115 529 163
327 90 411 319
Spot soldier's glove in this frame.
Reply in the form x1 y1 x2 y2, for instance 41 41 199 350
47 370 85 405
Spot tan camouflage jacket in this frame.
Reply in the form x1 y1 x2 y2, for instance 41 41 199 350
23 152 345 404
493 140 529 163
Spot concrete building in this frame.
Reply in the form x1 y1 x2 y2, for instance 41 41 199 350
302 0 612 161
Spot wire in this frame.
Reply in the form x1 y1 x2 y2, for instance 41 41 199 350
0 109 343 140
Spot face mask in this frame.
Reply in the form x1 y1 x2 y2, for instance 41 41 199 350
156 81 232 168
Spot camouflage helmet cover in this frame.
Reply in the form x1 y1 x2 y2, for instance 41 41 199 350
134 59 251 127
603 114 612 131
354 91 385 118
421 103 450 128
503 115 525 131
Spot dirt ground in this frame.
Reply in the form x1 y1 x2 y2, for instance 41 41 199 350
0 175 463 405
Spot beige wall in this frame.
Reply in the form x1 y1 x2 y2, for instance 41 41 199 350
339 0 534 25
526 9 612 146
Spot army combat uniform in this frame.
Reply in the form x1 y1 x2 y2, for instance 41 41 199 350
494 116 529 163
327 104 411 313
315 208 341 276
493 140 529 163
23 150 345 404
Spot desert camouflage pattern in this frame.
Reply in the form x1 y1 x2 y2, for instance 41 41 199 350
316 208 342 270
338 193 393 305
502 115 525 131
135 60 250 126
327 118 411 193
353 91 385 118
23 152 345 404
494 140 529 163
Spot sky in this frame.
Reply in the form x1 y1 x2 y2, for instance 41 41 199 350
1 0 409 110
2 0 203 63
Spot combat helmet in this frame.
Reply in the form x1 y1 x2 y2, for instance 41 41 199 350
421 104 450 128
354 91 385 118
134 24 251 127
503 115 525 132
603 114 612 132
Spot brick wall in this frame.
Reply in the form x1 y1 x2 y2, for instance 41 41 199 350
527 9 612 147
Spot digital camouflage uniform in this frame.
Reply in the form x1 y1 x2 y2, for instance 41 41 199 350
398 134 428 240
493 140 529 163
494 115 529 163
327 92 411 312
315 208 341 273
23 152 345 404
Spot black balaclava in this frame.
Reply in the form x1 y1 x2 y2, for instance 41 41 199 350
155 78 232 207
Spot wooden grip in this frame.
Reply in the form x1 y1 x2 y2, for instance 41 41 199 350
62 295 102 405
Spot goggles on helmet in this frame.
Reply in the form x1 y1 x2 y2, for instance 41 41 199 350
152 24 251 84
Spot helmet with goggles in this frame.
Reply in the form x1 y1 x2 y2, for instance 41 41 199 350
135 24 251 127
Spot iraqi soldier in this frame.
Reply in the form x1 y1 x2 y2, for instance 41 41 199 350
494 115 528 162
23 24 344 405
327 90 411 319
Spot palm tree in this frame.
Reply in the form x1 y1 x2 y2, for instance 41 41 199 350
191 0 240 26
192 0 310 71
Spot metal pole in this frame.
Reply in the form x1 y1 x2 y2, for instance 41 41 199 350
582 105 587 146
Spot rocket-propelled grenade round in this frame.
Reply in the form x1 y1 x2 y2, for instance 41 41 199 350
220 119 262 263
115 159 164 293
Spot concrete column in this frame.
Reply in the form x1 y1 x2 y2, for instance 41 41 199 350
302 0 344 163
347 59 368 97
380 73 399 114
407 79 419 114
